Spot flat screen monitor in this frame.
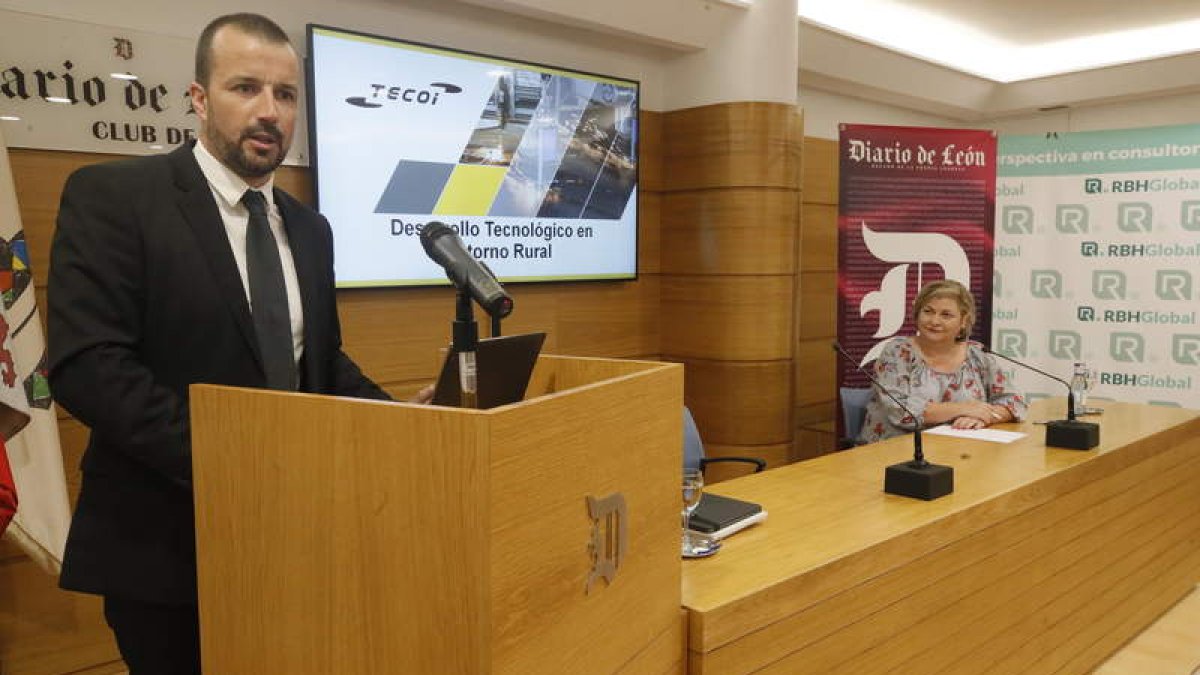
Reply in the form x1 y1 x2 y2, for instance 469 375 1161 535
306 25 640 288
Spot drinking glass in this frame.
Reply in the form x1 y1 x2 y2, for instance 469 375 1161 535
681 468 704 555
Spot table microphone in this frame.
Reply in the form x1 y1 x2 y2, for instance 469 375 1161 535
980 346 1099 450
833 342 953 500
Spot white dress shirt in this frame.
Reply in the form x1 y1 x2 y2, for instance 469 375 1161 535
193 141 305 366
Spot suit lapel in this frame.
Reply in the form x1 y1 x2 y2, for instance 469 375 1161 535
168 144 264 372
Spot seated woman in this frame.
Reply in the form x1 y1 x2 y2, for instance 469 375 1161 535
858 279 1027 444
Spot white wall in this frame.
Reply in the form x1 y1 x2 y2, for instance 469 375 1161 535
0 0 676 110
986 91 1200 136
4 0 1197 128
798 88 961 140
801 87 1200 140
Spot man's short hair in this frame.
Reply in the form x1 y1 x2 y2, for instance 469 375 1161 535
194 13 292 86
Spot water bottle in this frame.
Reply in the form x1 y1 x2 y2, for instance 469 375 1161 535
1069 362 1089 416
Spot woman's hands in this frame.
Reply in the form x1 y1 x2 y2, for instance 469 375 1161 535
950 401 1011 429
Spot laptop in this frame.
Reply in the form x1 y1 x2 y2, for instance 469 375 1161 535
431 332 546 409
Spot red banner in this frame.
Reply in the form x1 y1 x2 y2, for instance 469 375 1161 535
837 124 996 391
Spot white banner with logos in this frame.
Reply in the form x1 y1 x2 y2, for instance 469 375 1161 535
994 124 1200 409
0 8 307 163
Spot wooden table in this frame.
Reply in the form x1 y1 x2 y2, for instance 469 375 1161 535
681 400 1200 674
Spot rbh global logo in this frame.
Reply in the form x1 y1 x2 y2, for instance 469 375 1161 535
345 82 462 108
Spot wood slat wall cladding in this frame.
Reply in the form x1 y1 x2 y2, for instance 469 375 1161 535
660 102 803 478
1 111 665 675
796 136 840 456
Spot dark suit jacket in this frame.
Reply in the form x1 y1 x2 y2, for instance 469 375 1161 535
48 142 389 605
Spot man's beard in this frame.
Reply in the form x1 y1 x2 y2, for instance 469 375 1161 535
208 123 288 180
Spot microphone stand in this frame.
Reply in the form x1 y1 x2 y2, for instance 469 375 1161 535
983 347 1099 450
479 262 502 338
452 289 478 409
834 343 954 500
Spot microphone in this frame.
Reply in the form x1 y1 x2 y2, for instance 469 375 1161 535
833 342 953 500
980 346 1099 450
420 221 514 318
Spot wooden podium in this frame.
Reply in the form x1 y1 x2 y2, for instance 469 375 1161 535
190 355 684 674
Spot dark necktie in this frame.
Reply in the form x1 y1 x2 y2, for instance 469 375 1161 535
242 189 296 390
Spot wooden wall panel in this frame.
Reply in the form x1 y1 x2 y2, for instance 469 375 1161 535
661 188 798 275
794 425 837 461
640 110 665 192
0 557 121 675
678 359 792 447
663 103 802 191
795 339 836 412
802 137 839 205
640 191 663 275
794 135 840 455
798 272 835 342
661 275 794 362
799 203 837 272
660 103 802 483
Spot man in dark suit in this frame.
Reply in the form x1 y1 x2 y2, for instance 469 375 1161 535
47 13 417 673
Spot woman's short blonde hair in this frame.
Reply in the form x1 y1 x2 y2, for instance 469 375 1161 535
912 279 975 341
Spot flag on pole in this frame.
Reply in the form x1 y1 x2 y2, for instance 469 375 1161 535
0 124 71 574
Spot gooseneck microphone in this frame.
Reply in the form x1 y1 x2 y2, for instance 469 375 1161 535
980 346 1100 450
833 342 926 464
833 342 953 500
420 221 514 318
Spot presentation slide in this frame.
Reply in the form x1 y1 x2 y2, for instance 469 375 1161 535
307 25 640 287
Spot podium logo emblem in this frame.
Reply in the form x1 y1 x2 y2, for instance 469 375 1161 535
586 493 628 594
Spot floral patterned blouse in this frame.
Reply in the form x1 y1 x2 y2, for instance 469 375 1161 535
857 337 1028 444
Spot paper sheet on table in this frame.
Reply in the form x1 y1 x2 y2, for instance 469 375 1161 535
924 425 1027 444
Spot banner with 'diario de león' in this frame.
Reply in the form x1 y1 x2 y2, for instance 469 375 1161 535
994 124 1200 409
838 124 997 384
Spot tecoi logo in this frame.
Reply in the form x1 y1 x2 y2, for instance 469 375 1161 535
1109 332 1145 362
345 82 463 108
1092 270 1126 300
1048 331 1081 360
1156 270 1192 301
